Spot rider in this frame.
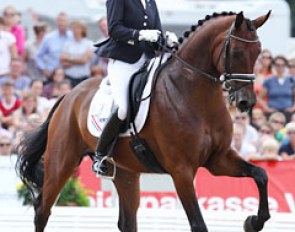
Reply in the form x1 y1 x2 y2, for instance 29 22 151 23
93 0 178 177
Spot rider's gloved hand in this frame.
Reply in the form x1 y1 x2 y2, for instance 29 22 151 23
165 31 179 48
139 30 161 42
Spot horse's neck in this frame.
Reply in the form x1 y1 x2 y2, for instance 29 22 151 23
164 60 225 115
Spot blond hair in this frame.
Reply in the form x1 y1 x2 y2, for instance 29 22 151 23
261 138 279 154
71 20 87 38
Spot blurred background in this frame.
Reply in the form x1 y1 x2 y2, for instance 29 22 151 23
0 0 293 56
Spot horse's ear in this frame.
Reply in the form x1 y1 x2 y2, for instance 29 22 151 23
252 10 271 29
235 11 244 29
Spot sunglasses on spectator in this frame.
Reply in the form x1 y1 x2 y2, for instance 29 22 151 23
0 143 11 147
270 119 285 125
235 116 247 120
259 129 271 134
287 131 295 135
274 63 286 67
261 56 271 60
3 12 16 17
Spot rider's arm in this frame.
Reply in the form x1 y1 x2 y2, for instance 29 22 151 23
107 0 140 44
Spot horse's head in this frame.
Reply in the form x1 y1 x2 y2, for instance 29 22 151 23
213 11 271 112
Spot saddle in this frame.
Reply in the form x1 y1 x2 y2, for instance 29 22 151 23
125 59 154 130
125 57 168 174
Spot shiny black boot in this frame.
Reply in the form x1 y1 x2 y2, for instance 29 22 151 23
92 108 124 177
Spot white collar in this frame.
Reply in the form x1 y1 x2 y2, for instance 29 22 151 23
141 0 146 9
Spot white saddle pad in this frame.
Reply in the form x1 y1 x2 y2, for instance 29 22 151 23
87 55 169 138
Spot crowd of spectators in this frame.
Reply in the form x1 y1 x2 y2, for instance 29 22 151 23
231 48 295 161
0 6 108 146
0 5 108 205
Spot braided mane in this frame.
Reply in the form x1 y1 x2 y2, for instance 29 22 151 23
177 11 236 48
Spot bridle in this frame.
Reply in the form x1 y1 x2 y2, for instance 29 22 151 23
215 21 259 94
158 20 260 95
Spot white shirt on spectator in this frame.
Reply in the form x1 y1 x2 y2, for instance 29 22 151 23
231 141 257 160
243 124 259 145
37 96 50 114
0 31 16 76
62 38 93 79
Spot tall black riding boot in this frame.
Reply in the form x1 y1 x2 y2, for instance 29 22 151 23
92 108 124 176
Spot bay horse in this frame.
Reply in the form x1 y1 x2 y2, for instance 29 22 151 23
17 12 271 232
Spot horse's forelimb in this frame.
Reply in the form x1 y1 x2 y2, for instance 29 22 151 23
206 149 270 232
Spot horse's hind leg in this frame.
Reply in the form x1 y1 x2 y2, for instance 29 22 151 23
171 169 208 232
206 149 270 232
34 144 83 232
113 167 140 232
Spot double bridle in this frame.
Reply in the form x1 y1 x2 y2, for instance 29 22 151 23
159 21 260 94
215 21 259 94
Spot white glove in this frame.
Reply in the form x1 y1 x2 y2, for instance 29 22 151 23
139 30 161 42
166 31 179 47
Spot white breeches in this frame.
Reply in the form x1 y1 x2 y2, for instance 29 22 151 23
107 55 147 120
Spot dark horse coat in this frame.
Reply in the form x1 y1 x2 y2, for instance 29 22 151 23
95 0 162 64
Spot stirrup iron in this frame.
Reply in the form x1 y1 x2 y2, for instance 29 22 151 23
95 156 117 180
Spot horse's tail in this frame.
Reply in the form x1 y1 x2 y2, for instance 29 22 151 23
16 96 65 192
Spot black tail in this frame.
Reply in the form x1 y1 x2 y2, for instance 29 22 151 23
16 96 65 192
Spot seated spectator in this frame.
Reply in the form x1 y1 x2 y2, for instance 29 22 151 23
30 79 49 115
231 123 257 160
259 49 273 76
0 135 12 155
0 120 13 138
0 16 17 77
258 56 295 121
0 135 21 206
268 111 286 142
11 91 41 132
256 122 275 153
58 79 72 96
44 79 72 117
60 20 93 87
22 113 43 131
234 111 258 145
253 50 273 110
24 21 48 80
0 58 31 94
2 5 25 56
42 68 65 99
278 122 295 160
0 80 22 128
251 108 266 130
249 138 280 161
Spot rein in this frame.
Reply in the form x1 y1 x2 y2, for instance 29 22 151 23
157 21 260 93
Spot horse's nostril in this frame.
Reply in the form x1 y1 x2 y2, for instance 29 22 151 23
238 100 248 107
237 100 249 112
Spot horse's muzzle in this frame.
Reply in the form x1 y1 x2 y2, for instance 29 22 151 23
237 99 255 112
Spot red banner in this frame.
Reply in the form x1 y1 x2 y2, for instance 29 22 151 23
78 158 295 213
195 161 295 213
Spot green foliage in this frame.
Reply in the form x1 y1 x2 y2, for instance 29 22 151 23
56 178 90 206
17 178 90 206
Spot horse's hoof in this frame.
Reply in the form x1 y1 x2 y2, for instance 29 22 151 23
243 216 258 232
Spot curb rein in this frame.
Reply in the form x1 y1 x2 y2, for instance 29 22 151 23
158 21 260 102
